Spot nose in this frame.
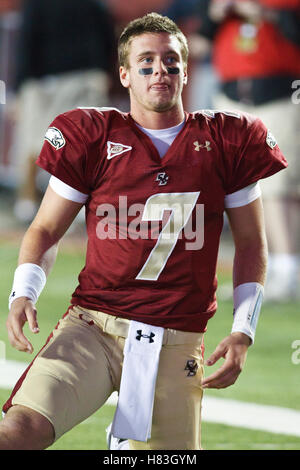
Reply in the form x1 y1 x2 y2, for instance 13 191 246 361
153 58 168 76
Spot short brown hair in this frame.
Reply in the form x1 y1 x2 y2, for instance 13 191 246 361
118 12 189 68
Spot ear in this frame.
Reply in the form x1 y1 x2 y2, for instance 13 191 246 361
119 66 130 89
183 67 188 86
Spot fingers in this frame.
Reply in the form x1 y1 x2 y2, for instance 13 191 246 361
202 335 249 389
202 343 230 389
7 313 33 353
204 342 227 367
202 360 242 389
26 304 39 334
6 299 39 354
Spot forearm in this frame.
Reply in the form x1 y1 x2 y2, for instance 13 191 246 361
8 224 59 309
7 186 83 352
226 199 268 344
14 185 83 285
226 197 268 288
232 238 267 288
230 239 267 344
18 224 59 276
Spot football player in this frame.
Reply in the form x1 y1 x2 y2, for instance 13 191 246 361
0 13 287 450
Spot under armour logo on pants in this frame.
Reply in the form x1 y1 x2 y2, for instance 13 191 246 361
136 330 155 343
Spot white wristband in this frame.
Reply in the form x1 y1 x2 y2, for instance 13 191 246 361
231 282 264 344
8 263 47 309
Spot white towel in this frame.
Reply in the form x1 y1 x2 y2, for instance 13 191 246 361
111 320 164 441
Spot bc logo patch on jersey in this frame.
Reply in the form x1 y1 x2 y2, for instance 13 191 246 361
45 127 66 150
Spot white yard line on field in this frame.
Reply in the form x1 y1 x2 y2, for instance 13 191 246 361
106 392 300 438
1 360 300 437
0 359 29 389
201 396 300 437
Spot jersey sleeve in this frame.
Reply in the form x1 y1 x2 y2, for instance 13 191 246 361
224 182 261 208
49 176 89 203
220 113 288 195
36 111 94 195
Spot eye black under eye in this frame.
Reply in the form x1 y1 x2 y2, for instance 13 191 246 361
138 67 180 75
167 67 180 74
139 68 153 75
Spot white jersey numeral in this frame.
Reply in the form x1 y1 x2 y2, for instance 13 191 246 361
135 192 200 281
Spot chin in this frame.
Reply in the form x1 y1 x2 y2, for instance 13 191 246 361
150 100 176 113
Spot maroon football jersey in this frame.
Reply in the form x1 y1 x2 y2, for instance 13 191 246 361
36 107 287 332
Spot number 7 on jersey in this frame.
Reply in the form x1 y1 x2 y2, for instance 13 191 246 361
135 192 200 281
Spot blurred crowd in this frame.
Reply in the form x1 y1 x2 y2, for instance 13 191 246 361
0 0 299 301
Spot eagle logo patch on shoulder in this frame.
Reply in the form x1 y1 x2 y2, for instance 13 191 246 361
45 127 66 150
266 130 277 149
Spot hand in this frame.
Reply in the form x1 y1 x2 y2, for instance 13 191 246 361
232 1 263 23
6 297 40 354
202 332 250 389
188 34 211 60
209 0 234 22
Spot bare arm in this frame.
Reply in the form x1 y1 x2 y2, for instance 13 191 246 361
6 185 83 353
229 197 267 288
202 197 268 389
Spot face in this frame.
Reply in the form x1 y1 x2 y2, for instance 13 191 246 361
120 32 188 115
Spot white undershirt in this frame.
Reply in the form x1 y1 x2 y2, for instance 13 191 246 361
49 121 261 207
135 120 185 158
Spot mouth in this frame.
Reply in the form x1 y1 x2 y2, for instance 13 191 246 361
150 83 170 91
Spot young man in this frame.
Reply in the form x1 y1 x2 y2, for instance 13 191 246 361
1 13 287 450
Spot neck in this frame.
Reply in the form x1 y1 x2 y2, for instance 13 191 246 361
130 103 185 130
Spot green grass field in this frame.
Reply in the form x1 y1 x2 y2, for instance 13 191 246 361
1 235 300 450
